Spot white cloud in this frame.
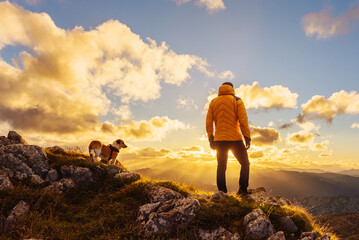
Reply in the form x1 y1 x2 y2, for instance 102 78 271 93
351 123 359 128
0 2 215 136
235 82 298 110
287 130 314 144
112 105 132 121
173 0 225 13
177 96 198 110
302 6 359 39
302 90 359 123
217 70 235 80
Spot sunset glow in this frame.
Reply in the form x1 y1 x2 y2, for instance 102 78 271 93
0 0 359 179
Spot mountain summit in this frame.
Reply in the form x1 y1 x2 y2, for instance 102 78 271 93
0 131 334 239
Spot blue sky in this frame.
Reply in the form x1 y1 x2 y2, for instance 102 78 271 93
0 0 359 172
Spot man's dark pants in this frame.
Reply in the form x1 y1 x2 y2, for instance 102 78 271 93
215 141 250 193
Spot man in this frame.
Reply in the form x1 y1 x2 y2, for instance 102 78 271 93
206 82 251 194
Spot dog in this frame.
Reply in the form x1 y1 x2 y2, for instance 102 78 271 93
89 139 127 165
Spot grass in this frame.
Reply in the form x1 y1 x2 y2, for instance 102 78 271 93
0 148 338 239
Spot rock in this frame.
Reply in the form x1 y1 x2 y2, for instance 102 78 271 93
318 234 331 240
0 136 16 146
7 131 28 145
114 172 140 184
198 227 240 240
61 165 94 187
148 184 183 203
0 144 50 178
45 169 59 182
268 231 285 240
300 230 318 240
4 200 30 228
0 169 13 191
30 174 45 185
15 171 28 180
45 146 66 154
44 178 75 193
106 164 124 177
243 208 275 240
246 188 292 207
210 191 229 201
138 196 200 236
279 216 298 234
137 184 200 236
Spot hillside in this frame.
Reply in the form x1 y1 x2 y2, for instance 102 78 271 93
0 131 335 239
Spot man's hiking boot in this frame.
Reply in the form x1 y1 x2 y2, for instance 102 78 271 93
236 188 248 196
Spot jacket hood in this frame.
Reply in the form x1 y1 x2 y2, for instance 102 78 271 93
218 84 235 96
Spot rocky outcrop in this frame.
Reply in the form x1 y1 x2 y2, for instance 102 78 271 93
279 216 298 234
246 187 292 207
44 178 75 193
137 183 200 237
243 208 275 240
7 131 28 145
3 200 30 231
0 143 50 179
268 231 285 240
198 227 240 240
0 168 14 190
61 165 94 187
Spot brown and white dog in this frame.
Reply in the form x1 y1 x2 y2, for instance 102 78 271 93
88 139 127 165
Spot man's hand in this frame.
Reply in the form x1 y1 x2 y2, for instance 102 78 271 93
244 137 251 150
209 135 216 150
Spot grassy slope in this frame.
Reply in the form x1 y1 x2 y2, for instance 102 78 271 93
0 150 336 240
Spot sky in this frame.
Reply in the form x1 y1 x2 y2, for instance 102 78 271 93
0 0 359 174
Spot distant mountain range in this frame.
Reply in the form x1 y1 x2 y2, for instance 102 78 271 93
314 213 359 239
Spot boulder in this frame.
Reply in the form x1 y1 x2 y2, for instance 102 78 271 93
7 131 28 145
106 164 124 177
0 215 5 233
0 136 15 146
210 191 229 201
45 146 66 155
138 196 200 236
4 200 30 228
137 184 200 236
114 171 140 184
300 230 318 240
45 169 59 182
30 174 45 185
198 227 240 240
61 165 94 187
246 188 292 207
279 216 298 234
44 178 75 193
0 168 13 191
243 208 275 240
268 231 285 240
0 144 50 178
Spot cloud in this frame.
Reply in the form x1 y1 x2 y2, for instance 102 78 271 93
352 123 359 128
218 70 235 80
182 146 203 152
112 105 132 121
177 96 198 110
319 152 331 158
301 90 359 123
113 116 188 141
0 2 215 136
235 82 298 110
312 141 329 151
249 150 264 159
24 0 41 5
302 6 359 39
287 130 314 144
173 0 225 13
138 147 171 157
250 125 280 146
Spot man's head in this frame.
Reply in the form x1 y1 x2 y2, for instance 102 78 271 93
222 82 233 88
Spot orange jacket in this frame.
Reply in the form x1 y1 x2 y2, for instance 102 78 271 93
206 84 251 141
